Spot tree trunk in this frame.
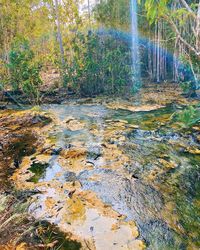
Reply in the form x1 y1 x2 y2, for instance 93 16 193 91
196 2 200 52
54 0 66 86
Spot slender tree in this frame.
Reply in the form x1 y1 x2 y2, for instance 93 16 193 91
53 0 66 86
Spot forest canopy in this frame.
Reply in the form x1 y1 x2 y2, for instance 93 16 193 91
0 0 200 102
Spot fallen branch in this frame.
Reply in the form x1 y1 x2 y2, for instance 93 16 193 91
0 83 23 108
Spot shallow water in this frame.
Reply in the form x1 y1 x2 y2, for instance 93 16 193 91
11 103 200 249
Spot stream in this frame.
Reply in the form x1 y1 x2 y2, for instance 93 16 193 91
10 102 200 250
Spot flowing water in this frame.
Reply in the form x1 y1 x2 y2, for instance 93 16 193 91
11 103 200 249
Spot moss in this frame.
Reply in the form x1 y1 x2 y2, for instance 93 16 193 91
28 162 49 183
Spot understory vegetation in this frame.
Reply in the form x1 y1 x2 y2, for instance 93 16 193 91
0 0 200 103
173 105 200 128
66 32 133 96
7 40 42 102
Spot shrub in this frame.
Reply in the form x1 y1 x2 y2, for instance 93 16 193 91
174 105 200 128
7 40 42 103
180 82 193 95
66 32 134 96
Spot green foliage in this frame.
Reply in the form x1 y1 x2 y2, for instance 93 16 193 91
142 0 169 24
94 0 130 30
7 40 42 103
180 82 193 95
67 32 134 96
174 106 200 128
177 58 198 93
0 59 9 86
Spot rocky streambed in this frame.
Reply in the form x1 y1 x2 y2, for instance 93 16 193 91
0 99 200 250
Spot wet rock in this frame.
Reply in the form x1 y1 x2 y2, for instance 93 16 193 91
51 147 62 155
87 146 102 161
65 116 85 131
106 102 165 112
14 159 20 168
65 116 75 123
65 143 73 149
158 158 177 169
0 105 7 110
129 124 139 129
192 126 200 132
131 174 139 179
41 145 54 154
187 148 200 155
64 171 77 182
61 148 86 159
68 189 76 198
112 119 128 124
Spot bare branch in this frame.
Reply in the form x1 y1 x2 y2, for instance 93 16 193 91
164 14 200 58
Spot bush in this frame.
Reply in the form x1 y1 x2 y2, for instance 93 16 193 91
66 32 134 96
174 105 200 128
7 40 42 103
180 82 193 95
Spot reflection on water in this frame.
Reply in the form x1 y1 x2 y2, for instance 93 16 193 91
12 103 200 249
40 156 63 182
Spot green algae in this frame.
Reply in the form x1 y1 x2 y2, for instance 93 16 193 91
174 155 200 247
28 162 49 183
110 104 177 130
